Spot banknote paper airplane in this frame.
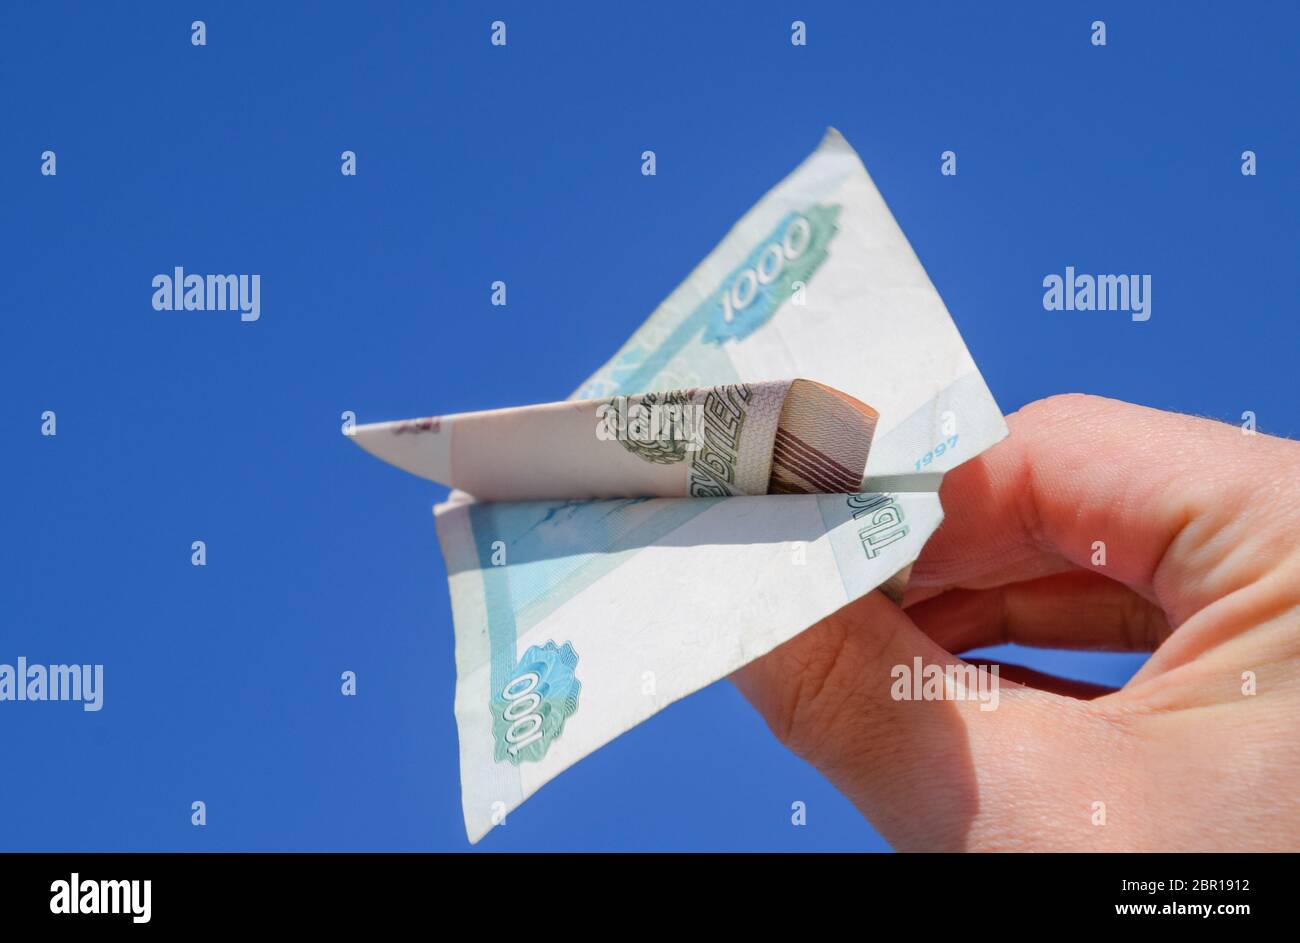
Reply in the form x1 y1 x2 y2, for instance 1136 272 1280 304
352 128 1008 842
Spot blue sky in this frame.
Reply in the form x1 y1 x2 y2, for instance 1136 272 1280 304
1 2 1296 851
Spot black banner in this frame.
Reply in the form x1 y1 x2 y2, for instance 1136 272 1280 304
0 852 1284 929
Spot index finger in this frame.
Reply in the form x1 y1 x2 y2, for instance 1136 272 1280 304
908 393 1292 627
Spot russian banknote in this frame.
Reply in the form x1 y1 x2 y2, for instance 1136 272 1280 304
350 378 878 501
353 128 1007 842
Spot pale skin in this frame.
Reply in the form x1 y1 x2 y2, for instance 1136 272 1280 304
733 394 1300 851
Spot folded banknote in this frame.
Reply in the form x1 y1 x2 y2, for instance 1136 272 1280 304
353 128 1007 842
351 378 879 501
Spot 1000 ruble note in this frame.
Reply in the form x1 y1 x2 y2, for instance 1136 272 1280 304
353 129 1007 842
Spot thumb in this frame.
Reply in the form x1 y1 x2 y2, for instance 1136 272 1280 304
732 591 1128 850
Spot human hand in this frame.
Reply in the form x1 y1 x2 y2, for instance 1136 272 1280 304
732 394 1300 850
